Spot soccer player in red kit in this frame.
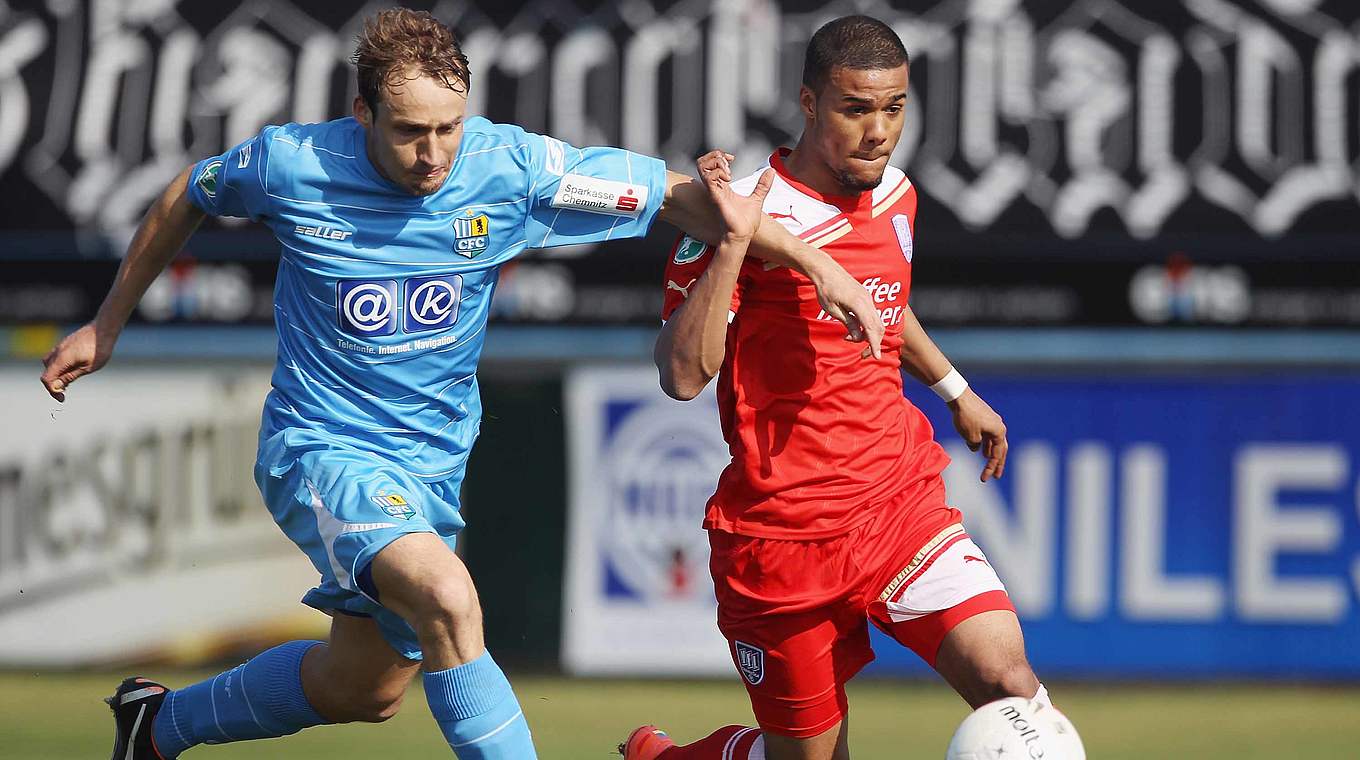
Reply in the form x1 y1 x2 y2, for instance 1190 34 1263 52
621 16 1054 760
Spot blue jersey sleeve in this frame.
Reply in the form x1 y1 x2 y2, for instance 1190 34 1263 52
522 133 667 248
185 127 273 220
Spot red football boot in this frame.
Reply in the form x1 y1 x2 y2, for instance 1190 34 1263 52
618 725 675 760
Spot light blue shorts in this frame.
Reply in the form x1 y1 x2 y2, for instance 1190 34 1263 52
255 441 465 660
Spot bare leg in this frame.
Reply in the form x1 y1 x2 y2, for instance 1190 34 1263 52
301 612 421 722
361 531 538 758
932 610 1041 709
762 717 851 760
367 531 485 672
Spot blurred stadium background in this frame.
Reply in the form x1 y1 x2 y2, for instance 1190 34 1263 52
3 0 1360 757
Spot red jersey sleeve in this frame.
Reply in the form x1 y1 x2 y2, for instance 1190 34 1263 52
660 234 744 322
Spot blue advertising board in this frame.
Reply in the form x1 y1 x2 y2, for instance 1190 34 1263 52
872 373 1360 678
564 366 1360 679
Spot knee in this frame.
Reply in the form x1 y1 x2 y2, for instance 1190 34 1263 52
974 656 1040 703
412 575 482 631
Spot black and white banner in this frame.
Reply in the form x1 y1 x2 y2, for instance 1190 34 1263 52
1 0 1357 325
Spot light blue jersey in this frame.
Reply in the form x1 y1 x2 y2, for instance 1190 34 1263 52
188 116 665 482
186 116 666 655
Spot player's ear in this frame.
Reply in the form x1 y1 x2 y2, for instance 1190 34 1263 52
354 96 373 129
799 85 816 122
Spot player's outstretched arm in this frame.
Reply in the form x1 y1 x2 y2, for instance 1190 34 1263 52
658 161 883 359
40 164 207 402
898 304 1009 482
655 155 775 400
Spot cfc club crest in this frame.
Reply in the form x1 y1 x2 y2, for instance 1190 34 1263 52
371 491 416 520
454 212 491 257
734 641 765 686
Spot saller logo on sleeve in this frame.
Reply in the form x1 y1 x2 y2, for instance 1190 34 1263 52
550 174 648 218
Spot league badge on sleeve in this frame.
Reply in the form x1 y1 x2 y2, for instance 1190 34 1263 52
673 236 708 265
543 135 567 176
454 211 491 257
734 641 765 686
195 160 223 198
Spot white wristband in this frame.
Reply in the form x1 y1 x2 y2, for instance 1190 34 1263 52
930 368 968 403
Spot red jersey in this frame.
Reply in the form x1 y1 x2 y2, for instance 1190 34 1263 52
661 148 950 540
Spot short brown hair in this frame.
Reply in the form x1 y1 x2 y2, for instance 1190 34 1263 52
352 8 470 114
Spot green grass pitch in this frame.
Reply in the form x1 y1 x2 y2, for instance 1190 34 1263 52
4 670 1358 759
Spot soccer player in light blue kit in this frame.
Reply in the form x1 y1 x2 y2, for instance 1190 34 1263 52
40 9 882 760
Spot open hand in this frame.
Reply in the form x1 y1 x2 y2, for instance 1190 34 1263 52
695 150 773 241
811 267 885 359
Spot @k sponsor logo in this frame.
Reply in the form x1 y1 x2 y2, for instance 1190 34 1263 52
404 274 463 333
337 279 398 336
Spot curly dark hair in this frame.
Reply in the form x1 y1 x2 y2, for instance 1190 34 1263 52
352 8 470 114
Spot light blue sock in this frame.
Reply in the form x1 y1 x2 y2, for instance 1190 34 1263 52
151 640 329 758
424 652 537 759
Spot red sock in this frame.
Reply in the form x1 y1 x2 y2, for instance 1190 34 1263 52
662 725 762 759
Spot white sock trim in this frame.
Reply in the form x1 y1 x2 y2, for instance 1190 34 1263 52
1031 683 1052 709
723 727 760 760
448 709 524 748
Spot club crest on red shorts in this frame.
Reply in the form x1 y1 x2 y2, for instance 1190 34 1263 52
735 641 765 685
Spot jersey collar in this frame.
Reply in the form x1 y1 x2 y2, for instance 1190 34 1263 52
768 147 874 214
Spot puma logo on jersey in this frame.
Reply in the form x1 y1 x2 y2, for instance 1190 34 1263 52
667 279 697 298
767 206 801 226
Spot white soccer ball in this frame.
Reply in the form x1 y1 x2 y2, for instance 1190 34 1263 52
945 696 1085 760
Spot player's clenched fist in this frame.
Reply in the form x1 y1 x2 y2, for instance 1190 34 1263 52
40 321 117 402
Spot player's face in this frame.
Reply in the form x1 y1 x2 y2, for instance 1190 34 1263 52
802 65 908 192
355 69 468 196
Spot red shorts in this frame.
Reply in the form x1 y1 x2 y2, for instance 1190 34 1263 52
709 477 1014 738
